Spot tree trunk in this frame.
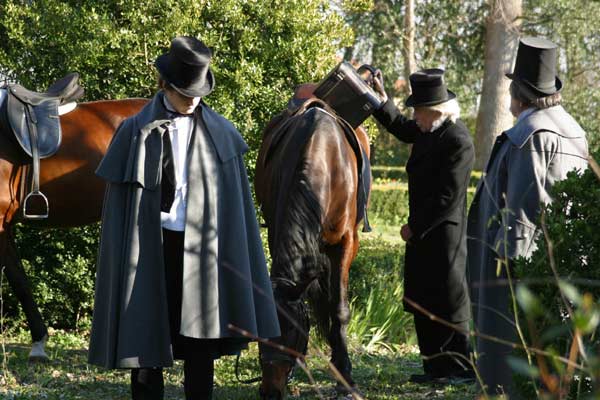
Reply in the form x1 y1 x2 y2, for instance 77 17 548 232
474 0 522 170
402 0 417 94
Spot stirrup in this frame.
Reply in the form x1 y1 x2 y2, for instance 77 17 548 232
23 190 49 219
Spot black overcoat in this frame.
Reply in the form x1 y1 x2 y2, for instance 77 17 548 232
373 100 475 322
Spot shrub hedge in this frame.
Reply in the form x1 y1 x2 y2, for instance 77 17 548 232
372 165 483 188
1 224 99 331
368 182 476 226
348 236 413 348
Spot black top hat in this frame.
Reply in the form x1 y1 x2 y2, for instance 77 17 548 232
506 37 562 97
155 36 215 98
405 69 456 108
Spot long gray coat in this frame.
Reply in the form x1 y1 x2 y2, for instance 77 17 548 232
467 105 589 396
88 92 280 369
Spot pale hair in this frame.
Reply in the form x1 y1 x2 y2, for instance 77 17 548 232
429 98 461 122
509 81 562 109
418 98 461 132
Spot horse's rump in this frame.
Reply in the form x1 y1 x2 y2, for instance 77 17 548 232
256 100 370 397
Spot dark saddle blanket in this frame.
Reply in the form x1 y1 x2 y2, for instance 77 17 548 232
266 94 372 230
6 72 84 158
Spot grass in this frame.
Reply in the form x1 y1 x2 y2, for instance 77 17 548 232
0 328 477 399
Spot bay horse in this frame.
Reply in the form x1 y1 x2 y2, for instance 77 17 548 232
0 84 147 359
255 84 371 399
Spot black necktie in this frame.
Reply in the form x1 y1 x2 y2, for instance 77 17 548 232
168 110 193 118
161 130 176 213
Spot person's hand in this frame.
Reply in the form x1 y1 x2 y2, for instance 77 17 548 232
400 224 413 242
372 69 388 103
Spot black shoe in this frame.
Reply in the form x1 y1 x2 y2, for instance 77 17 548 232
446 369 476 385
410 370 475 386
409 373 436 384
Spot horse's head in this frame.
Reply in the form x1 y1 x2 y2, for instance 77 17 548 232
258 295 310 400
259 359 293 400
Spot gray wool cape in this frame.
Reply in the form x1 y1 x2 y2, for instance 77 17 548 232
88 92 280 369
467 105 589 397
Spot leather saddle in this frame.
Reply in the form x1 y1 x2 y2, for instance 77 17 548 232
5 72 84 219
7 72 83 158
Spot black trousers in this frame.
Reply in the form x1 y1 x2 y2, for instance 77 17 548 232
130 229 215 400
413 312 471 377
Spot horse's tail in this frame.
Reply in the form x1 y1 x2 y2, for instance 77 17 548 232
269 108 333 340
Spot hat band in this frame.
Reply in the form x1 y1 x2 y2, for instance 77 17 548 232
411 86 448 103
535 78 557 90
516 76 557 91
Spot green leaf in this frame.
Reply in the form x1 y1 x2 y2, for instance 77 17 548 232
558 280 582 306
516 284 542 316
506 356 540 378
573 310 600 334
539 324 571 343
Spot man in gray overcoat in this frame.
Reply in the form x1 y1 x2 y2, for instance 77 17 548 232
87 36 280 400
468 37 589 398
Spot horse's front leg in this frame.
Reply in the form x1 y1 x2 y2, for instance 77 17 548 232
0 227 49 361
326 231 358 393
260 257 314 400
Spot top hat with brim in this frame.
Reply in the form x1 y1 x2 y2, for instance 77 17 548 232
155 36 215 98
506 37 562 97
405 68 456 108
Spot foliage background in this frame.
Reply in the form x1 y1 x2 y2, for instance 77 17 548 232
1 1 600 398
0 0 356 170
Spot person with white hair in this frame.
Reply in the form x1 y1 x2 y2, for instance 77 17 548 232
468 37 589 398
373 68 475 384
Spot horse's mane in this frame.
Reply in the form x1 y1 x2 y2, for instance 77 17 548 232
268 107 339 336
270 108 325 271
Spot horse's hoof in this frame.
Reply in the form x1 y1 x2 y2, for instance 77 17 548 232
335 383 362 399
28 334 49 363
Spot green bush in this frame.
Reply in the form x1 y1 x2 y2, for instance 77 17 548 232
368 186 410 226
1 224 99 331
515 165 600 315
368 183 476 227
512 156 600 398
371 166 482 187
0 0 357 177
348 237 413 349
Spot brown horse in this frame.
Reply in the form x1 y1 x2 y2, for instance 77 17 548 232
0 87 147 358
255 84 371 399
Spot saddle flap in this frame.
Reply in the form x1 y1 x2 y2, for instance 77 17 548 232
7 92 62 158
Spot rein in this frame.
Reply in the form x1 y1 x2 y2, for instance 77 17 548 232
234 353 262 384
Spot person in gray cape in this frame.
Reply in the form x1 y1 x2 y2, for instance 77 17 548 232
468 37 589 397
87 36 280 400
